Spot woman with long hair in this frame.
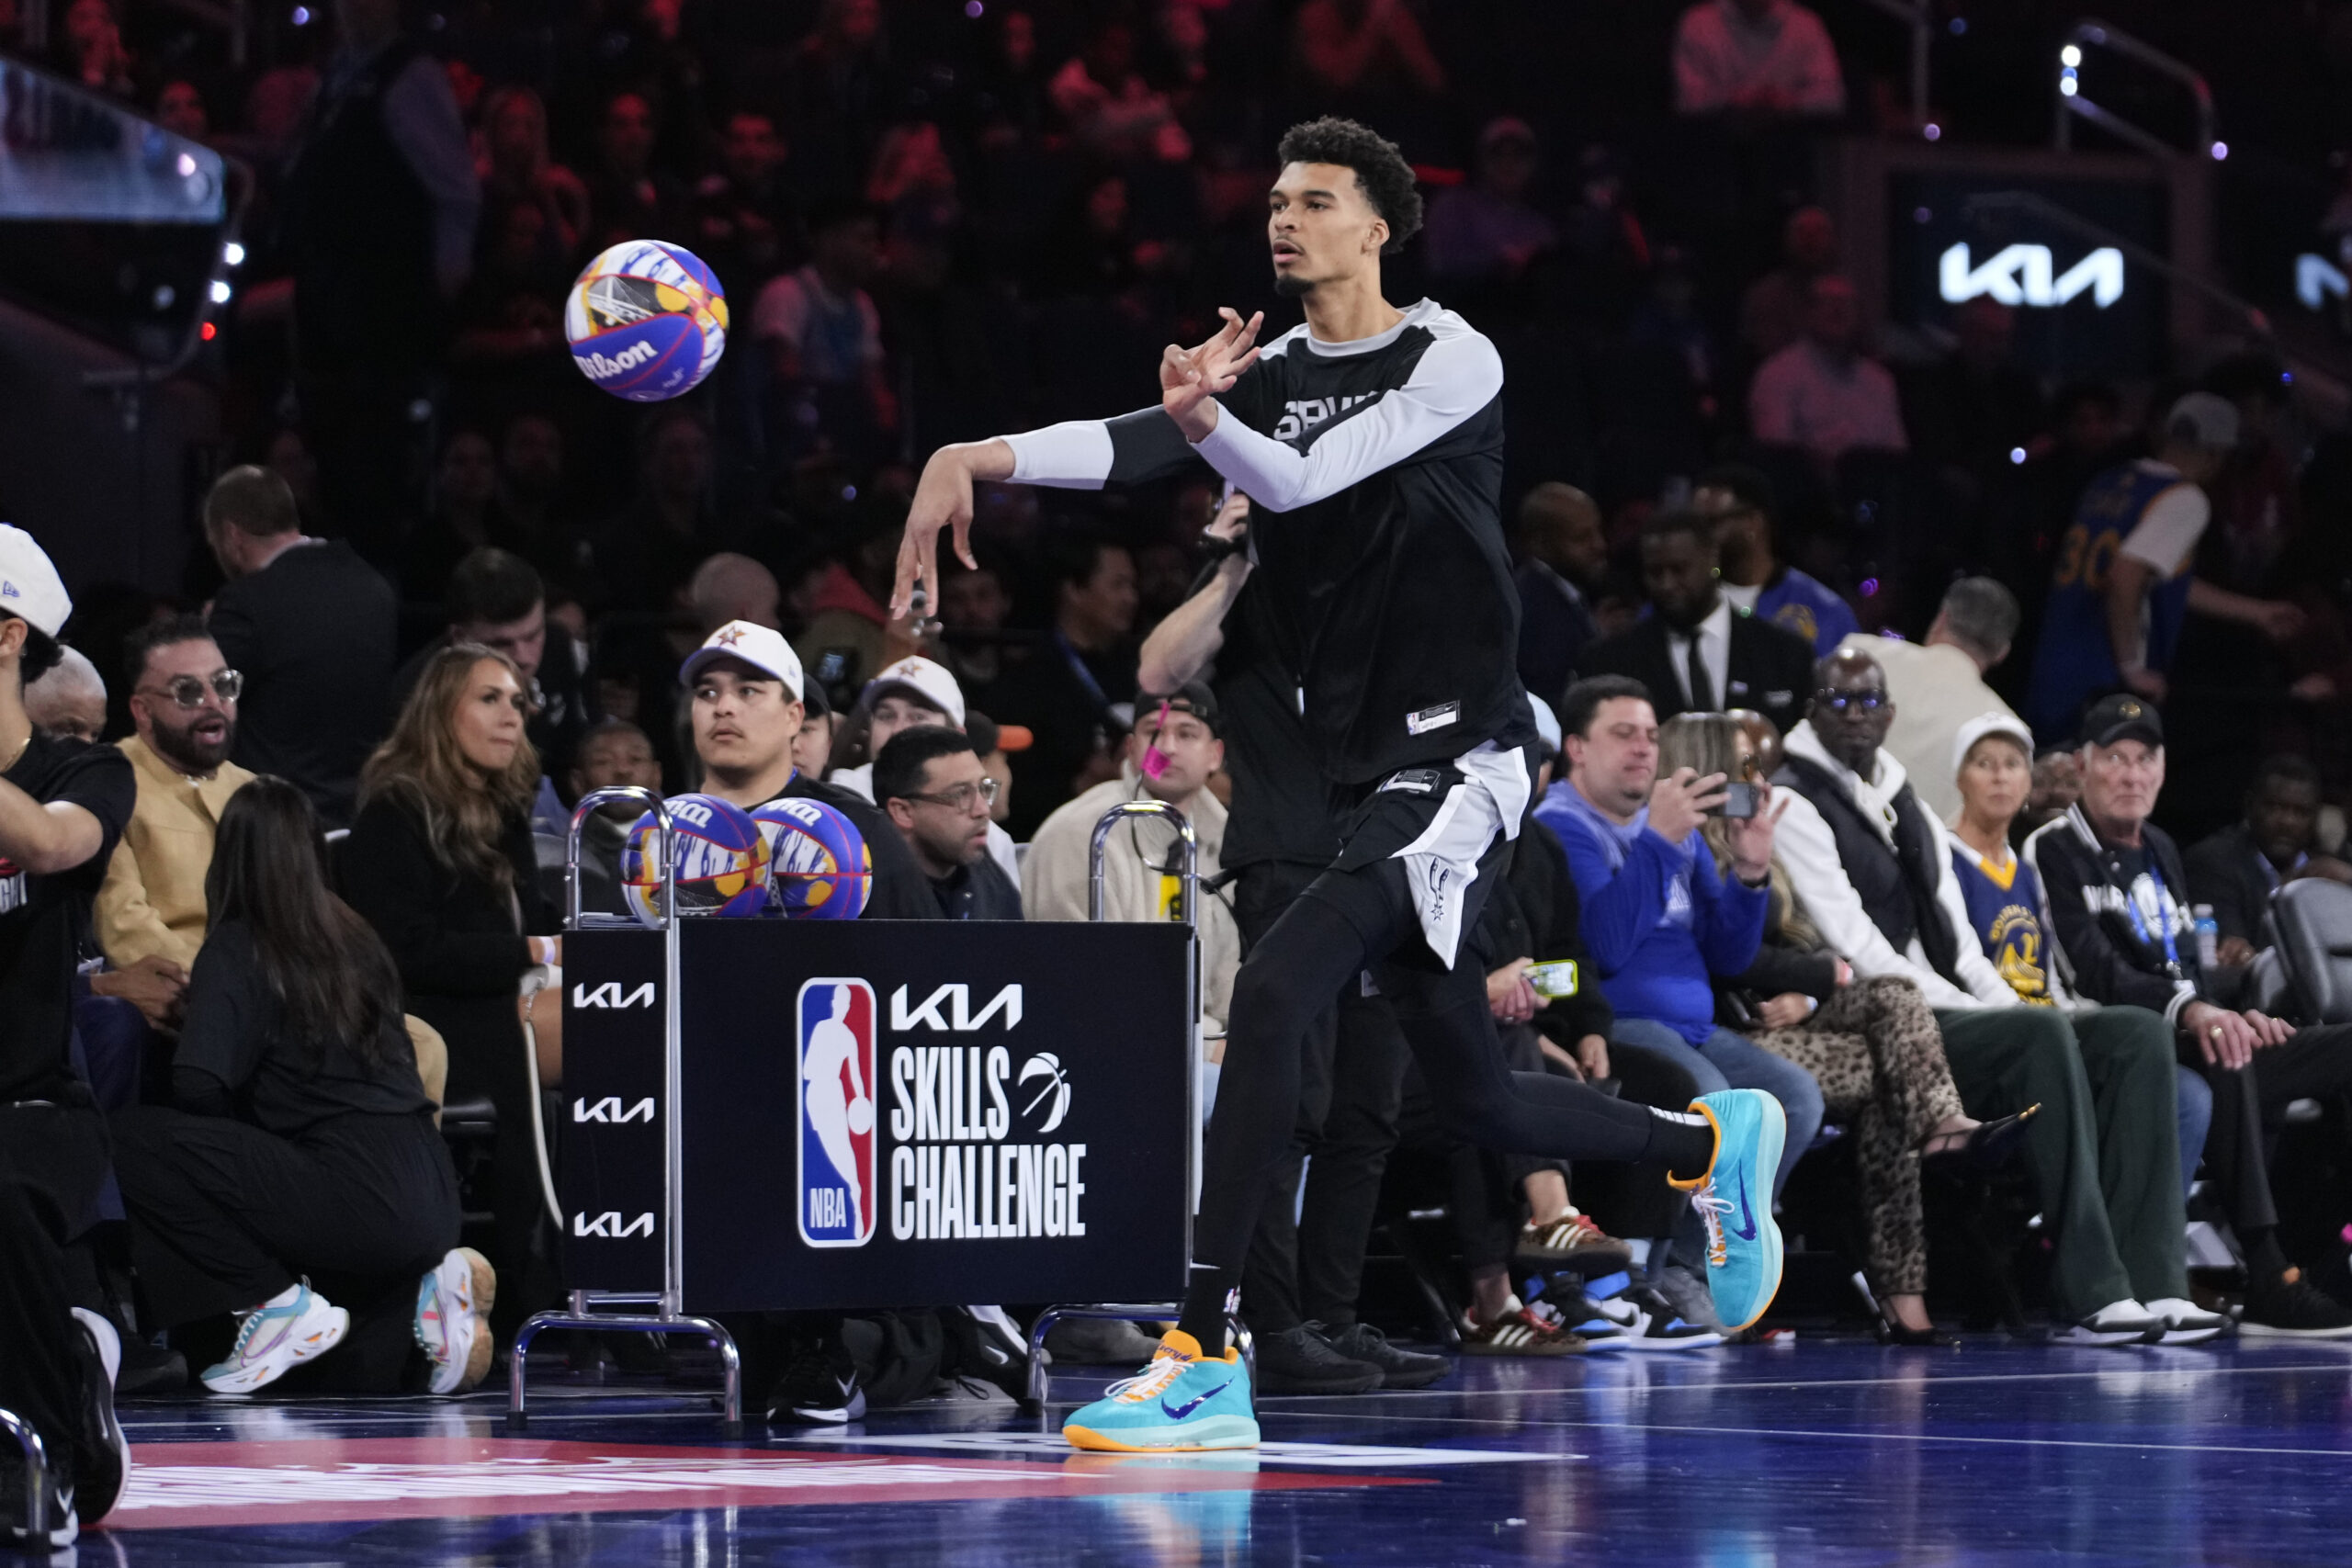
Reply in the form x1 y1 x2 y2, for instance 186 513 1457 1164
109 777 492 1395
342 645 558 1336
477 85 590 255
1660 711 2032 1343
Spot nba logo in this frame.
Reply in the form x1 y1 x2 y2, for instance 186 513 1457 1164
795 978 877 1247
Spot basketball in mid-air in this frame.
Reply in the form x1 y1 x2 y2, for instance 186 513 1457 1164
620 793 770 922
564 240 728 402
752 796 872 920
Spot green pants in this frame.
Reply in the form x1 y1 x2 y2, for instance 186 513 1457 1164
1932 1005 2186 1321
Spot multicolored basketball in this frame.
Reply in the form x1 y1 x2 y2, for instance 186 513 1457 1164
620 793 770 922
752 796 872 920
564 240 729 402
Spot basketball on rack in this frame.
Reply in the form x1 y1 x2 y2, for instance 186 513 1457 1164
751 796 872 920
564 239 729 402
620 793 771 923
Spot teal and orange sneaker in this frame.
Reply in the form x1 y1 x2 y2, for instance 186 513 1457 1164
1061 1330 1260 1452
1673 1089 1786 1332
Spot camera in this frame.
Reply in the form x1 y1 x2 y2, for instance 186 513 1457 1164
1718 782 1759 819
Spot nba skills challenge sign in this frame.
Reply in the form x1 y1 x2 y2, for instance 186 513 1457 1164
561 919 1193 1312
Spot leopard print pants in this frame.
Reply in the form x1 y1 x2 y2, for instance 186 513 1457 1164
1754 975 1966 1296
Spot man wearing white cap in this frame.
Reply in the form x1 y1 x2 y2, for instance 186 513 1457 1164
0 524 134 1544
827 655 1021 886
679 620 933 921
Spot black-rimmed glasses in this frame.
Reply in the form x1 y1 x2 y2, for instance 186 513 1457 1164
903 778 1000 814
1815 689 1886 714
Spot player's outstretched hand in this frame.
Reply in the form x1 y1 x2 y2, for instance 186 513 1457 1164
891 448 975 623
1162 308 1263 440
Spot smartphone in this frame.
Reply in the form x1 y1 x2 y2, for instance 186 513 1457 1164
1718 782 1759 819
1526 960 1579 999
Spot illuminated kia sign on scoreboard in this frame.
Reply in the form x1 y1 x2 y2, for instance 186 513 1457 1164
1890 171 2168 376
1939 244 2124 310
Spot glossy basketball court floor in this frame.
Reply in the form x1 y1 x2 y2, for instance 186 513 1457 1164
73 1337 2352 1565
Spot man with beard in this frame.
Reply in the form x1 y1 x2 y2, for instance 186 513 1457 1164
92 617 255 1036
1576 511 1815 739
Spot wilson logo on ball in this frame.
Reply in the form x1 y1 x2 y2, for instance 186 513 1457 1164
565 240 729 402
620 793 770 922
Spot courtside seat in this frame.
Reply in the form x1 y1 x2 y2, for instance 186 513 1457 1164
2271 878 2352 1025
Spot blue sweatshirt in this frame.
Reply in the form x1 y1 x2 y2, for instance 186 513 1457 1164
1537 781 1770 1043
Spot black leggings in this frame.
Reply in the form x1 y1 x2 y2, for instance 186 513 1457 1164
1184 852 1685 1338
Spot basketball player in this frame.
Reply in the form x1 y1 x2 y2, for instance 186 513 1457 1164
803 984 872 1238
892 118 1786 1451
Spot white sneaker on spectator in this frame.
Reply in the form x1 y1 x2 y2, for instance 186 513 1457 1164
2052 1300 2162 1347
201 1281 350 1393
2143 1297 2231 1347
415 1247 497 1393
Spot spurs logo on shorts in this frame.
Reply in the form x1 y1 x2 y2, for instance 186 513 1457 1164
796 978 879 1248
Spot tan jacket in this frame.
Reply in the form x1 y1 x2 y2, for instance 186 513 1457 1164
94 734 254 971
1022 771 1240 1032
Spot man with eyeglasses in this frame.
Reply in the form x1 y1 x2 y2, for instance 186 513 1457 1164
1773 648 2211 1347
89 617 254 1039
875 727 1023 922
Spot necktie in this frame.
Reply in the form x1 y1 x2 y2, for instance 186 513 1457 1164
1685 634 1713 711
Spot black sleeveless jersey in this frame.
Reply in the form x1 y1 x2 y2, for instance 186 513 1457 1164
1005 298 1532 784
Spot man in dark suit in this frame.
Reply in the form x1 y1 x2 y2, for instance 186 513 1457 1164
1512 481 1607 712
203 465 398 829
1574 510 1815 739
2186 754 2352 966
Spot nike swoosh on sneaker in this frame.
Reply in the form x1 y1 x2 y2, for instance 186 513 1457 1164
1731 1166 1759 1243
1162 1383 1229 1419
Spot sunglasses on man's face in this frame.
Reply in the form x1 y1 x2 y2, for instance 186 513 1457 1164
141 671 243 709
1815 688 1886 714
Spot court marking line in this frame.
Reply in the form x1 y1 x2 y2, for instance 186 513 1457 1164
1246 1358 2352 1402
1264 1408 2352 1459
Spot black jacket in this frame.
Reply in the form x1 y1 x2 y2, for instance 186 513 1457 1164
2183 822 2282 953
209 540 397 829
2024 805 2200 1026
922 855 1025 922
339 791 554 1100
1481 817 1614 1045
1576 604 1816 739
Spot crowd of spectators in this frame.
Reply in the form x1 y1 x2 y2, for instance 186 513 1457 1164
17 0 2352 1452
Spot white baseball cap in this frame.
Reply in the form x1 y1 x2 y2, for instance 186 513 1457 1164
1952 710 2034 779
859 654 966 728
0 525 72 638
679 619 804 701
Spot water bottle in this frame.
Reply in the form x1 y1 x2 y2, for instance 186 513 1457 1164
2191 903 2220 971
